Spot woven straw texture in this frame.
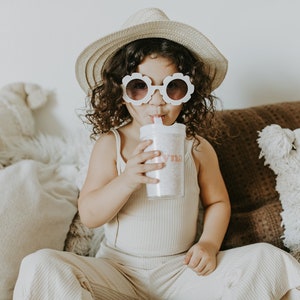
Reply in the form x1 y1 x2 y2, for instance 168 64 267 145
75 8 227 94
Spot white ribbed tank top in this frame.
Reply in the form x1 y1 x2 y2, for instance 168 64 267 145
104 129 201 257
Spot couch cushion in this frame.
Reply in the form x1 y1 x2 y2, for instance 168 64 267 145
0 160 78 299
204 101 300 250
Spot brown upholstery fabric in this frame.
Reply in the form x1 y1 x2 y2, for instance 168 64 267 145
204 101 300 250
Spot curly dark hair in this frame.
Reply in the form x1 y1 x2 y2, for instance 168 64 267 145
84 38 220 143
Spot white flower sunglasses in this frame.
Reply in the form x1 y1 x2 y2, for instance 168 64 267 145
122 72 195 106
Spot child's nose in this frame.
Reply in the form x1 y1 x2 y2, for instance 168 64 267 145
149 89 165 106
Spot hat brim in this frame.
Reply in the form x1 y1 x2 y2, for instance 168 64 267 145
75 20 228 94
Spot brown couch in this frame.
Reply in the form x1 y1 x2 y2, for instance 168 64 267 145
65 101 300 256
205 101 300 251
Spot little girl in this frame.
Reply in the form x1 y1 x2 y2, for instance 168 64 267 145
14 7 300 300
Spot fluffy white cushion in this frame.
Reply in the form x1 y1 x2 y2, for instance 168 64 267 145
0 82 48 147
257 124 300 262
0 160 78 299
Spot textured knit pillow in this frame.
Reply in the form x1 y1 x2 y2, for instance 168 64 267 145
0 160 78 299
257 124 300 262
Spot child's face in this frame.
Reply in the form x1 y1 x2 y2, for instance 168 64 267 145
124 55 183 127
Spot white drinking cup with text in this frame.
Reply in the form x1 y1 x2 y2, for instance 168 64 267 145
140 122 186 198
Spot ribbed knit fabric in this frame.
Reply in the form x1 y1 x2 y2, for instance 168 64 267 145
13 249 141 300
13 243 300 299
104 129 201 257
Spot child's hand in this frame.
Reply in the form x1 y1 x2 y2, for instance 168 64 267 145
123 139 164 191
183 241 218 276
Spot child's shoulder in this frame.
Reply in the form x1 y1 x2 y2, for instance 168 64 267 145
93 130 117 152
191 135 212 149
192 135 218 160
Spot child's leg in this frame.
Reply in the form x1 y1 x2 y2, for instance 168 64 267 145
282 288 300 300
157 243 300 300
219 243 300 300
13 248 140 300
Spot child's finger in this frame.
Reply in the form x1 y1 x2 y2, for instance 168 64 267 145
132 139 153 155
187 251 203 268
195 262 214 276
183 250 193 265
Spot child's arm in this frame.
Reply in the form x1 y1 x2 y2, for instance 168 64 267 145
78 132 164 228
184 137 231 275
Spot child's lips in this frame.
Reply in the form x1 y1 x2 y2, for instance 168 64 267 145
150 115 165 123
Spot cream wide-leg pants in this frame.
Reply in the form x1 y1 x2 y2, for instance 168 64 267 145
13 242 300 300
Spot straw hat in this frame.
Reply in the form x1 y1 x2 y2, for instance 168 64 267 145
75 7 228 94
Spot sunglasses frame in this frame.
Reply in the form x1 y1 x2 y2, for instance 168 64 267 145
122 72 195 106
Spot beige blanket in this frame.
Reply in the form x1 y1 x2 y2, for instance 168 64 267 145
0 160 78 299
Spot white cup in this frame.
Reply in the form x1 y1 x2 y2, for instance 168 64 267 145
140 122 186 198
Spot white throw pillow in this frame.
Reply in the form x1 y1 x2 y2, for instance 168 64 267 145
257 124 300 262
0 160 78 299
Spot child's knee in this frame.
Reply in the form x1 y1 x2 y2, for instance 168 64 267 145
254 242 287 257
20 248 62 275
